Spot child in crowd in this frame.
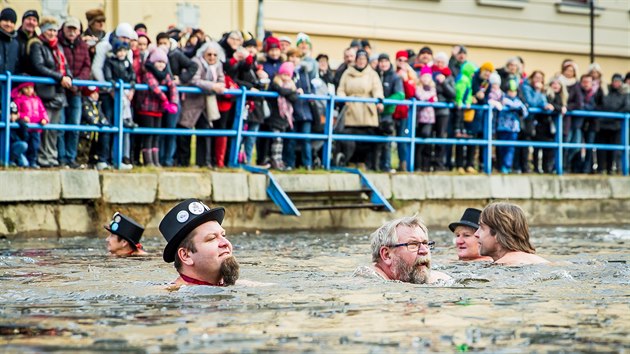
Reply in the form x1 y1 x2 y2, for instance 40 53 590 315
81 86 111 169
11 82 48 168
415 66 437 171
487 73 504 112
104 39 136 168
135 47 179 167
496 79 528 173
268 61 298 170
8 101 29 167
454 62 476 138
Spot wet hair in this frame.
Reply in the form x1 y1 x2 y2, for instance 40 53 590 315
173 230 198 272
370 215 428 263
115 235 137 251
480 202 535 253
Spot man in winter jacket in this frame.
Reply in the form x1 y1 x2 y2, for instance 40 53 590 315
15 9 38 74
0 8 19 75
596 74 630 174
58 17 92 168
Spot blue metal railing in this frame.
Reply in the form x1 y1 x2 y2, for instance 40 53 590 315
1 72 628 175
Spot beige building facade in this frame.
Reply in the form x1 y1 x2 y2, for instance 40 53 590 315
8 0 629 79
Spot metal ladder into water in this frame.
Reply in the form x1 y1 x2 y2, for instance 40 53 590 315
242 166 395 216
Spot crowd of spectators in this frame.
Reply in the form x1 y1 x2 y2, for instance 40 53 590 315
1 7 629 174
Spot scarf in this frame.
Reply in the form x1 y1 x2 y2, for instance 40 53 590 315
40 34 67 76
145 61 167 81
431 65 451 77
277 81 294 129
179 273 225 286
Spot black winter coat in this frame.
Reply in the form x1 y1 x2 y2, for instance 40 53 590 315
15 27 32 74
0 29 19 74
27 37 70 109
435 75 456 116
598 85 630 131
104 56 136 87
233 59 265 124
168 48 198 84
267 81 298 131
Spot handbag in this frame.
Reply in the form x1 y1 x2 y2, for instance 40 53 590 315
463 108 475 123
205 94 221 122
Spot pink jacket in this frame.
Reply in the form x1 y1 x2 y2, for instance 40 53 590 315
11 89 49 132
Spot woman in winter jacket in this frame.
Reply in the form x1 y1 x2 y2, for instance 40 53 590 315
284 48 315 170
336 49 384 166
26 17 73 167
178 42 226 168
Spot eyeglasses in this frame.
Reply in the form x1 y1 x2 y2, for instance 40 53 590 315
388 241 435 251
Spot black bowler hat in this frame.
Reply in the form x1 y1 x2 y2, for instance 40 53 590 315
159 198 225 263
104 212 145 245
448 208 481 232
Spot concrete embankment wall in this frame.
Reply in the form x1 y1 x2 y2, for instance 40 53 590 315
0 170 629 237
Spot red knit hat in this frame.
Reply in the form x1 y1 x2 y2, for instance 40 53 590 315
264 36 280 52
395 50 408 60
81 85 99 96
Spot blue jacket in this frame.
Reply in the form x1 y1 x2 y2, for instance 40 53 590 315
521 83 548 109
262 57 282 80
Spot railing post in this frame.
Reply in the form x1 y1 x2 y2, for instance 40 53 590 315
555 113 564 175
323 95 335 170
408 98 417 172
111 79 124 169
1 72 11 167
483 105 493 174
622 113 629 176
229 87 247 167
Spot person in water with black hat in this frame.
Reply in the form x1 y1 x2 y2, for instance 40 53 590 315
449 208 492 262
104 212 147 256
159 199 239 287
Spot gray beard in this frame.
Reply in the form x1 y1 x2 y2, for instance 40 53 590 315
394 256 431 284
219 255 240 286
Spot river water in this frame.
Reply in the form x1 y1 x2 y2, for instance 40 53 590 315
0 226 628 353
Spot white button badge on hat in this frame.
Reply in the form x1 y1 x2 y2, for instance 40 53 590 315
177 210 190 223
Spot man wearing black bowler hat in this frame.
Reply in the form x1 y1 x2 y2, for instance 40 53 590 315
104 212 147 256
159 198 240 287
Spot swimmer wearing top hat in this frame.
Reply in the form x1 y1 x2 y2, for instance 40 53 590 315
159 199 240 287
105 212 148 256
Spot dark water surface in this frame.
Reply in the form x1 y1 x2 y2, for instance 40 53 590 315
0 226 628 353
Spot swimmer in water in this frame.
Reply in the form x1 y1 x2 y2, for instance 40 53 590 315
475 202 549 265
449 208 493 262
354 215 452 284
159 198 240 287
104 212 148 256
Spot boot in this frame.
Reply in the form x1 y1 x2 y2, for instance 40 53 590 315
215 137 227 168
152 148 161 168
399 160 408 172
142 149 154 167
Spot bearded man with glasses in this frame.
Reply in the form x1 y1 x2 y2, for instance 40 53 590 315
354 215 452 284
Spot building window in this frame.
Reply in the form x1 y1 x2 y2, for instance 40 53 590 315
177 3 200 30
476 0 527 9
556 0 603 15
